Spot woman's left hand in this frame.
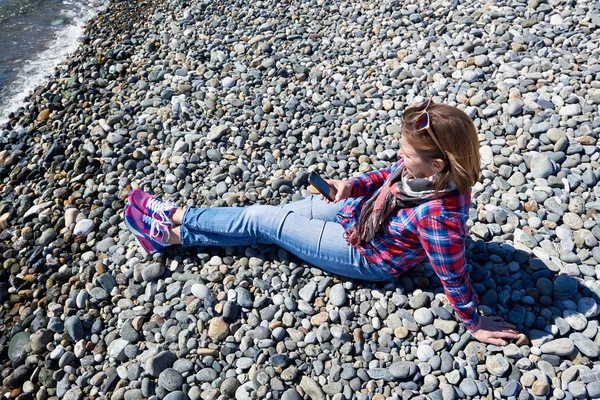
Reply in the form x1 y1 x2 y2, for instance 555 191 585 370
470 316 520 346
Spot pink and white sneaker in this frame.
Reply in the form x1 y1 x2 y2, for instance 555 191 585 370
128 188 177 225
124 204 171 255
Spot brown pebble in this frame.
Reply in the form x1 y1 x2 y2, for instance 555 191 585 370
395 327 409 339
208 317 229 340
310 312 329 326
115 380 128 390
223 275 235 287
522 226 535 235
151 314 165 327
269 321 282 330
575 136 596 145
532 380 548 396
95 263 106 275
21 226 33 238
353 328 364 343
36 109 50 121
524 200 538 212
515 333 529 346
542 220 557 229
132 316 144 330
197 348 219 357
586 209 597 219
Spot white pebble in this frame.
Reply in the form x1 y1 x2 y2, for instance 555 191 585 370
50 345 64 360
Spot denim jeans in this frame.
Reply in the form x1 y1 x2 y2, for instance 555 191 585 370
179 195 394 281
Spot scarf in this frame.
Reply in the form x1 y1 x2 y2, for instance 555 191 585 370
345 164 456 246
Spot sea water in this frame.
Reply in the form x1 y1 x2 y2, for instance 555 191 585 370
0 0 105 121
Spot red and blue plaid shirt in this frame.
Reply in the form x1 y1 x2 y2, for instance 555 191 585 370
336 160 480 330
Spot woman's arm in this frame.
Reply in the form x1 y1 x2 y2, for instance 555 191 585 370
417 215 519 345
346 160 402 197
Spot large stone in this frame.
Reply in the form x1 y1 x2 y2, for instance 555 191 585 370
158 368 184 391
530 153 554 179
142 263 165 282
163 392 187 400
389 361 417 379
329 284 347 307
540 338 575 356
6 365 30 388
8 331 30 361
299 376 325 400
559 104 580 117
299 281 317 302
486 355 511 377
107 339 129 361
73 219 95 237
571 335 599 358
31 329 54 353
366 368 395 382
207 125 229 141
554 275 578 301
208 317 229 340
146 351 177 377
65 316 84 341
63 387 83 400
220 377 240 397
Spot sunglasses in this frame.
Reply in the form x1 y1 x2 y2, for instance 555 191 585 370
411 99 447 160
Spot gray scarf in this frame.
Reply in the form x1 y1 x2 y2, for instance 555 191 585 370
346 165 456 246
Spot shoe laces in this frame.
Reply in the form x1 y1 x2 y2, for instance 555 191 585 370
142 214 171 244
146 198 176 225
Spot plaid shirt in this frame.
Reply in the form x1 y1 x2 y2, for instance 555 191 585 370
336 160 480 330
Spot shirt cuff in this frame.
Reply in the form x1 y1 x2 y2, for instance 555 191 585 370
465 312 482 332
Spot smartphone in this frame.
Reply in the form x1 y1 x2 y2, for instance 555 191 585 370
309 172 337 202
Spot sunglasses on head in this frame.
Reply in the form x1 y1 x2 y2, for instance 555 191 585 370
411 99 447 160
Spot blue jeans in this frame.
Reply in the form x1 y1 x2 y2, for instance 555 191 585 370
179 195 393 281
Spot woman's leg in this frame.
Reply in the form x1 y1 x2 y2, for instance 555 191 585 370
169 195 342 225
279 195 344 221
172 204 392 282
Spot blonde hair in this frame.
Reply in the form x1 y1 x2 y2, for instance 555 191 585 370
402 102 480 194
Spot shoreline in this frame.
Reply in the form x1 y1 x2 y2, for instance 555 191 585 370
1 0 600 399
0 0 107 123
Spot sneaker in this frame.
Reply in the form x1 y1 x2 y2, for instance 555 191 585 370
124 204 172 255
128 188 177 225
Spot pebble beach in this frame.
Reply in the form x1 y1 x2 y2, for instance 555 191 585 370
1 0 600 399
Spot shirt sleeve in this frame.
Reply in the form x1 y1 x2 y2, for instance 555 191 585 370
347 160 402 197
417 215 480 331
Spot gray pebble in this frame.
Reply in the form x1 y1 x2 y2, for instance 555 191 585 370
158 368 183 391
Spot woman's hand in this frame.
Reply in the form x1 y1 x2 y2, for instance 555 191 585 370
320 179 353 203
470 316 520 346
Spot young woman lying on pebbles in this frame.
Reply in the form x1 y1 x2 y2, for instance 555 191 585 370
123 99 519 345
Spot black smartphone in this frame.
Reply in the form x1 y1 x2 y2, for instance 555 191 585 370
309 172 337 201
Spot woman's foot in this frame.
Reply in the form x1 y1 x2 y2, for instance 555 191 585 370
128 188 177 225
124 204 172 255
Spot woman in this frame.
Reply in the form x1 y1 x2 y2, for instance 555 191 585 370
124 99 519 345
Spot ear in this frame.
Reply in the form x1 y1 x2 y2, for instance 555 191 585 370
432 159 445 174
